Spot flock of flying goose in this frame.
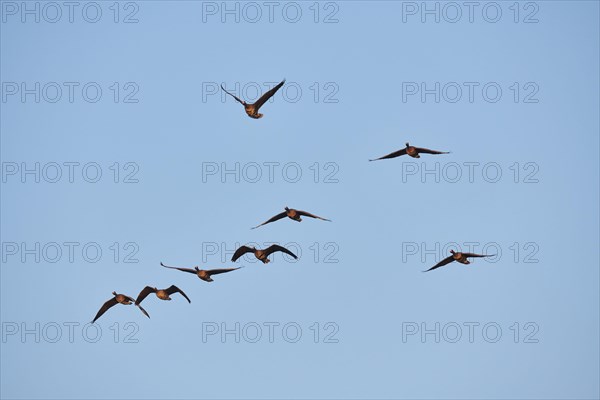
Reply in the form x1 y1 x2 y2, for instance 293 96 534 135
92 80 493 323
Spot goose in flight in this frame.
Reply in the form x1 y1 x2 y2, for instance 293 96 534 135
135 285 191 306
252 207 331 229
424 250 495 272
232 244 297 264
221 79 285 119
160 262 241 282
370 142 449 161
92 291 150 323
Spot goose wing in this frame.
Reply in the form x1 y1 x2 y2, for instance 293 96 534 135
463 253 495 258
206 267 242 276
136 304 150 319
251 211 287 229
264 244 298 259
253 79 285 110
232 245 254 262
165 285 191 303
369 148 407 161
296 210 331 221
135 286 156 305
160 262 197 274
414 147 449 155
221 85 245 105
424 256 455 272
92 297 119 323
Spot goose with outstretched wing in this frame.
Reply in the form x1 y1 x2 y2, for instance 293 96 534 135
424 250 495 272
370 142 449 161
252 207 331 229
232 244 297 264
135 285 191 306
221 79 285 119
92 291 150 323
160 262 241 282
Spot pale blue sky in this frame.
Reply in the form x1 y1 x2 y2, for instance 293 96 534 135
1 1 599 399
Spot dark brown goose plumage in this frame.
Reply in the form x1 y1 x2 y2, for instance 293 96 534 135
160 262 241 282
92 291 150 323
370 142 449 161
221 79 285 119
252 207 331 229
424 250 495 272
231 244 297 264
135 285 191 306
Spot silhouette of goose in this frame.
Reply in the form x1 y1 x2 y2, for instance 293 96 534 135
221 79 285 119
160 262 241 282
370 142 449 161
135 285 191 306
92 291 150 323
232 244 297 264
252 207 331 229
424 250 495 272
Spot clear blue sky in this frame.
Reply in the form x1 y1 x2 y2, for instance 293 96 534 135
1 1 599 399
